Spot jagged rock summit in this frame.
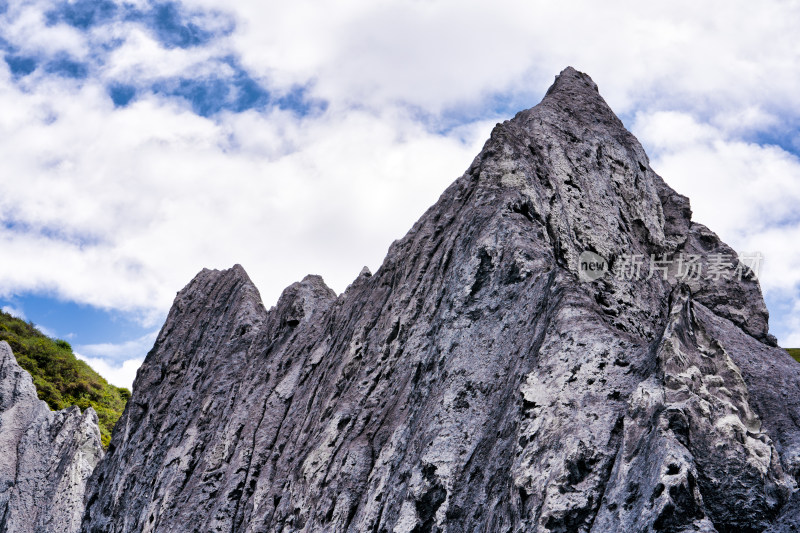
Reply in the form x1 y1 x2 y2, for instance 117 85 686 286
4 67 798 532
81 67 800 533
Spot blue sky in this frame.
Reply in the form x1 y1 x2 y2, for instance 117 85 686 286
1 0 799 388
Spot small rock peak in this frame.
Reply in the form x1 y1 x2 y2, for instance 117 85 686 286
340 266 373 296
229 263 252 280
206 263 254 287
176 264 259 304
545 66 599 97
156 264 265 349
274 275 337 329
536 66 622 129
0 341 39 408
299 274 337 296
188 263 251 285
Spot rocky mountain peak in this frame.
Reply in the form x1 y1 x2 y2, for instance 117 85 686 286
75 68 799 533
540 66 617 124
459 68 771 345
550 65 601 95
2 67 799 532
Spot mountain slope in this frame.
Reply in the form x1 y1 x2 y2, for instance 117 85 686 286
0 310 130 447
80 68 800 532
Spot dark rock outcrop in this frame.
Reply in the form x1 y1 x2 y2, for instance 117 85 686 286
72 68 800 532
0 341 103 533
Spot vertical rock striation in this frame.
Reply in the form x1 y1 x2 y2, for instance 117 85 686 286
0 341 103 533
76 68 800 532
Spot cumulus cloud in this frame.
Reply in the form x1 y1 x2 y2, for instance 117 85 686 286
1 1 88 59
634 111 800 250
73 330 157 388
74 352 144 389
0 75 491 318
192 0 800 121
76 329 156 356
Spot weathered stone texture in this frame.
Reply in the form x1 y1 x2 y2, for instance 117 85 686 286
0 341 103 533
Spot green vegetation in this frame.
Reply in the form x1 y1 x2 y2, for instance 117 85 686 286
787 348 800 363
0 310 129 447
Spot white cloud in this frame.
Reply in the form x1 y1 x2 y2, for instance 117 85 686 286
0 76 491 315
74 353 144 390
0 1 89 59
75 330 158 360
189 0 800 120
102 27 229 82
33 323 58 338
1 305 26 320
73 330 157 389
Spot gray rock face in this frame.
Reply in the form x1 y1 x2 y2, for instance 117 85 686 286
80 68 800 532
0 341 103 533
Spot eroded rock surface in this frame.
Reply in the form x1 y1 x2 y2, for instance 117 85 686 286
80 68 800 532
0 341 103 533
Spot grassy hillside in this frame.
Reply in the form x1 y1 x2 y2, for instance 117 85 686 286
0 310 129 447
787 348 800 363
